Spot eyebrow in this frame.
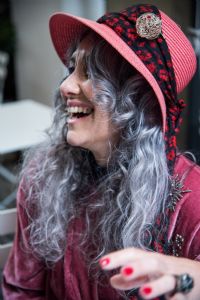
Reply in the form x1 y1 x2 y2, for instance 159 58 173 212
69 51 77 64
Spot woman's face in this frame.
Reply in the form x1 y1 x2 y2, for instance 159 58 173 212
60 36 118 165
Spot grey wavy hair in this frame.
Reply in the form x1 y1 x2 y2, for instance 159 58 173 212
21 33 170 274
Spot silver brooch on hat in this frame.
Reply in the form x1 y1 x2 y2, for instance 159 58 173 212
136 13 162 40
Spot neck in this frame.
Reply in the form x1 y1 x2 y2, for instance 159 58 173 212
93 151 110 166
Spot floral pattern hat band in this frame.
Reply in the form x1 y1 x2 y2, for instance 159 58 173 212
49 4 197 172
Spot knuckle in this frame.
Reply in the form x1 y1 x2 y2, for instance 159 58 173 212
149 257 160 270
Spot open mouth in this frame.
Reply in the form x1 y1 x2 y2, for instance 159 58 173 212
67 106 94 119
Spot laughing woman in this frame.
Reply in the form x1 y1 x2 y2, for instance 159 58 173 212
2 3 200 300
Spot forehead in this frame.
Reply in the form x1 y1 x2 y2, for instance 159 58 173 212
70 34 97 62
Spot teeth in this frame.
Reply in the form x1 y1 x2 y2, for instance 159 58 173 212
67 106 93 114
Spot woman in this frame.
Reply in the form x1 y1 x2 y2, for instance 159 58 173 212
2 3 200 300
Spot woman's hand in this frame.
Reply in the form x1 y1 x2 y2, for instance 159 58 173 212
99 248 200 299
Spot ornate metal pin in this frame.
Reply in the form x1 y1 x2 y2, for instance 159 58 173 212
168 174 191 212
136 13 162 40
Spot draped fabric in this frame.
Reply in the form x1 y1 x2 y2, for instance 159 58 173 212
98 4 185 173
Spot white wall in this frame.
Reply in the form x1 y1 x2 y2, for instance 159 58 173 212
61 0 106 20
11 0 105 106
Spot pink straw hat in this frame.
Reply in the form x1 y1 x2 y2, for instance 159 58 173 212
49 5 196 131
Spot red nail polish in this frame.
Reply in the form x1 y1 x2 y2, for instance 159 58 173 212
99 257 110 267
141 287 152 295
122 267 134 276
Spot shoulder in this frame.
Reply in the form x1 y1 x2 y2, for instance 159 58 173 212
168 154 200 259
175 154 200 189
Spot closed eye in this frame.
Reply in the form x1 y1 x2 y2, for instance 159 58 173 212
68 66 75 75
67 53 91 79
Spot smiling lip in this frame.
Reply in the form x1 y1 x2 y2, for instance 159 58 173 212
67 99 94 109
67 112 93 124
67 99 94 124
67 115 91 124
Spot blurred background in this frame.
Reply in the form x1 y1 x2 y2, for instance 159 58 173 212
1 0 199 149
1 0 200 143
0 0 199 297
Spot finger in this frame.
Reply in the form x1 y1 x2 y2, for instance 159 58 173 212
99 248 157 270
139 274 176 299
169 293 185 300
110 273 148 290
120 256 165 281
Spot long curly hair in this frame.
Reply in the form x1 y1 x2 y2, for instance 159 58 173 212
21 32 170 272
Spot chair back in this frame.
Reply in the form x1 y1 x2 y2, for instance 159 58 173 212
0 207 17 268
0 51 9 104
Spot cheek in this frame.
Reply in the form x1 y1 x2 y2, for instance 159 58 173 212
83 81 93 99
94 109 109 127
94 111 117 141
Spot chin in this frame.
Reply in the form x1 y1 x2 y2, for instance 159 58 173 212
67 133 88 148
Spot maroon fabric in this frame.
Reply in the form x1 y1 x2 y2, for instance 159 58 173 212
168 155 200 259
98 4 185 173
2 155 200 300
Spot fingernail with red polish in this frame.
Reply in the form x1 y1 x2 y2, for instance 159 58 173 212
99 257 110 268
141 286 152 295
122 267 134 276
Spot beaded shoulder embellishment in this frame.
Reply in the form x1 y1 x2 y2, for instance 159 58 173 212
168 174 191 212
171 233 185 257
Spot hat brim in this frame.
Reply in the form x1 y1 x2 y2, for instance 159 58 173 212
49 13 166 131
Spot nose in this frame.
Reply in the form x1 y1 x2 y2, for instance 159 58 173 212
60 72 81 97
